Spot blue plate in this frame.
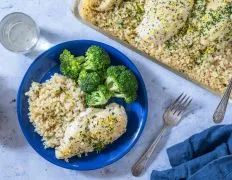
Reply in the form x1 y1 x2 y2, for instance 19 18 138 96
17 40 148 170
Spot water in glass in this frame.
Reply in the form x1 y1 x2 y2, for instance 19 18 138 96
0 12 40 53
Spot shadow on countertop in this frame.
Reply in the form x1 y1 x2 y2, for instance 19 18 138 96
25 27 73 59
0 77 27 149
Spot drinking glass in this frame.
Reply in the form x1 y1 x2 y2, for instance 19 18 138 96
0 12 40 54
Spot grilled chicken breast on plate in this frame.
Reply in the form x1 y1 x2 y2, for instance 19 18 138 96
56 103 127 160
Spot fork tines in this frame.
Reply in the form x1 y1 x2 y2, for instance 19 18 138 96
169 93 192 115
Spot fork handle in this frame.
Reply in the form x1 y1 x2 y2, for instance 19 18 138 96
213 78 232 123
131 126 168 177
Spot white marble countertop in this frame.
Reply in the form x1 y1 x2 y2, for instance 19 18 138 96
0 1 231 180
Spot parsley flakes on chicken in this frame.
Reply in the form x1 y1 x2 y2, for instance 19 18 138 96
55 103 127 160
136 0 194 45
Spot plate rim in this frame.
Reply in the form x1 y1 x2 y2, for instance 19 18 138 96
16 40 148 170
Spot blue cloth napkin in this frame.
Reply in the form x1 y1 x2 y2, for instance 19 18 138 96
151 125 232 180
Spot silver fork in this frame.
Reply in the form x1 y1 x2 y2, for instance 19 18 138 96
131 93 192 177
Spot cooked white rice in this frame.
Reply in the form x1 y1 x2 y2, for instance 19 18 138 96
26 73 86 148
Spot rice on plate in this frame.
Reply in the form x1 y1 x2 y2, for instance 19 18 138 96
26 73 86 148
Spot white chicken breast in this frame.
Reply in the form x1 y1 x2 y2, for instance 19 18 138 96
136 0 194 45
55 108 96 160
88 103 127 146
55 103 127 160
197 4 231 47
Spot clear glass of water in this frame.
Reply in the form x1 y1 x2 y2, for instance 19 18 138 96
0 12 40 54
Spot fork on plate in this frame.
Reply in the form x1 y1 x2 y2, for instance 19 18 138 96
132 93 192 177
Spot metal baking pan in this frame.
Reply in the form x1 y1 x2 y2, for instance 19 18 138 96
70 0 226 98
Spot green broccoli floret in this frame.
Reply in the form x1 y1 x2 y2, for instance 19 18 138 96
98 70 107 81
60 49 73 63
86 85 112 107
83 46 111 71
60 50 85 79
78 70 101 92
106 65 138 103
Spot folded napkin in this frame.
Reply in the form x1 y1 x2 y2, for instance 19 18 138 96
151 125 232 180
